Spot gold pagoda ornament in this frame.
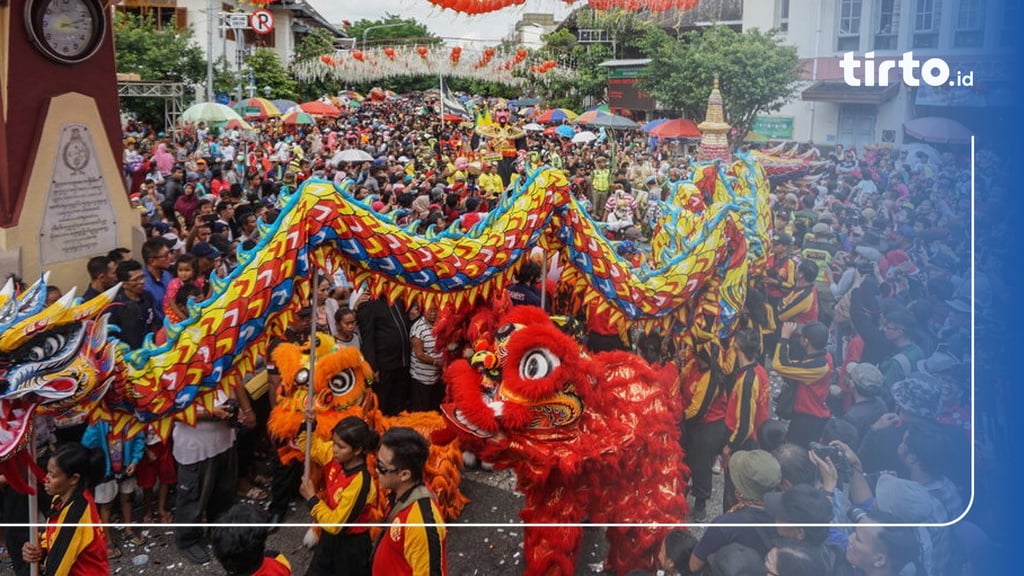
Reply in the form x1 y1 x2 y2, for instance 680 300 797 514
697 76 731 162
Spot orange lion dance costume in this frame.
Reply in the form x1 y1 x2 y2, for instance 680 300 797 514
441 306 688 575
267 334 467 520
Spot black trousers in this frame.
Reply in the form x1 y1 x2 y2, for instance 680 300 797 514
269 460 303 518
409 378 445 413
683 419 727 503
305 531 372 576
786 412 829 448
174 446 238 549
376 367 412 417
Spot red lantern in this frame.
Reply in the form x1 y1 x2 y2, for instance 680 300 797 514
484 47 495 58
417 45 429 59
384 47 396 60
450 46 462 64
320 54 334 66
352 50 364 62
515 49 528 62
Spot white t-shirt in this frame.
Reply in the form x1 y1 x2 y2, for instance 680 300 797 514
409 317 441 385
172 391 236 465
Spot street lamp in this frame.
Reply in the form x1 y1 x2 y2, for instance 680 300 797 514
362 23 407 51
263 86 272 98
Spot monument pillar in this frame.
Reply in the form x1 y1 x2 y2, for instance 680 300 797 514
0 0 141 291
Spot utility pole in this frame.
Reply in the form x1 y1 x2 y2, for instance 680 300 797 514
206 0 214 102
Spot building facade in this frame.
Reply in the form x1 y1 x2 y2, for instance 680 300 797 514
744 0 1010 147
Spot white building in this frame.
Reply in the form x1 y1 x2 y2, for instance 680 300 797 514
743 0 1011 147
117 0 344 94
513 13 560 49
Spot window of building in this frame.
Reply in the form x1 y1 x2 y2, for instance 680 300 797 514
778 0 790 32
118 5 186 31
874 0 899 49
913 0 938 49
837 0 863 51
954 0 986 48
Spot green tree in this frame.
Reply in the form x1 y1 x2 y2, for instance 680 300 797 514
247 48 296 100
113 12 206 126
346 14 440 50
291 29 341 101
637 26 801 146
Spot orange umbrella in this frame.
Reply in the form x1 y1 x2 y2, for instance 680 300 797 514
649 118 702 139
300 101 343 117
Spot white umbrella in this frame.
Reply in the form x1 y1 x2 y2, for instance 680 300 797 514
180 102 242 124
572 131 597 144
523 123 544 132
332 149 375 165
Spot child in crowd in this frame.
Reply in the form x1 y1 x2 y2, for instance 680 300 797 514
334 308 361 349
81 421 145 557
299 416 379 576
164 254 205 323
136 424 176 524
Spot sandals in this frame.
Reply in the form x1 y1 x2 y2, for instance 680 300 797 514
124 529 145 546
107 545 123 559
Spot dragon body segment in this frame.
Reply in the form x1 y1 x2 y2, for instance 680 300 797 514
0 155 770 523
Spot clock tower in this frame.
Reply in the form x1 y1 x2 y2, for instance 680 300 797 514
0 0 139 291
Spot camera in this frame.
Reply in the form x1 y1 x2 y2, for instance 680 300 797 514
810 441 853 483
855 261 875 275
221 398 243 429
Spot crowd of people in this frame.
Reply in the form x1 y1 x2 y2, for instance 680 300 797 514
0 89 994 576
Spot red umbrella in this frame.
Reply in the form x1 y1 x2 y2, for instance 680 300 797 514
649 118 701 139
443 114 467 123
300 101 342 117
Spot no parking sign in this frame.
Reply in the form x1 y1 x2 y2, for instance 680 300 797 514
250 9 274 35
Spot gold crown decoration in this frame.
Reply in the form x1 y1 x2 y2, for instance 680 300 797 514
698 76 731 162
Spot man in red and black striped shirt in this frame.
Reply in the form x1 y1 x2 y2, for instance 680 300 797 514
774 321 834 448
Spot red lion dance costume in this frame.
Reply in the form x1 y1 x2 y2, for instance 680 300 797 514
441 305 688 575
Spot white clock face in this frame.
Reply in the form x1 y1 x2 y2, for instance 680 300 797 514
41 0 96 58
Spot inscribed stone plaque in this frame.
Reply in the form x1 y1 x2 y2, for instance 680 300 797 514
39 124 118 265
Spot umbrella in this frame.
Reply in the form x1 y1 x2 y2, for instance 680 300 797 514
233 97 281 119
536 108 578 124
523 123 544 132
223 118 254 131
180 102 242 124
271 99 300 114
443 114 468 123
332 149 375 165
555 125 575 138
649 118 701 139
281 109 315 125
572 131 597 144
343 90 365 102
903 116 972 144
642 118 670 132
583 113 639 130
300 101 342 117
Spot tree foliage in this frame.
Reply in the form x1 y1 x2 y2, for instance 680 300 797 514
345 14 440 49
637 26 802 145
113 12 206 127
247 48 296 100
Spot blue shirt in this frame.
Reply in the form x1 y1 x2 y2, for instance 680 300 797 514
143 267 173 323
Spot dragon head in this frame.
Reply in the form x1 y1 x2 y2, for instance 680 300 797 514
267 334 376 453
0 276 118 463
442 306 597 444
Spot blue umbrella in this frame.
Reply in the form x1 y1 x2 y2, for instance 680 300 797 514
555 124 575 138
643 118 670 132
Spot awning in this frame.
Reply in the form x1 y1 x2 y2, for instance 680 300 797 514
801 81 899 105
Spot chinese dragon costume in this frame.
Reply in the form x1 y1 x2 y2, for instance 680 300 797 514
0 155 772 573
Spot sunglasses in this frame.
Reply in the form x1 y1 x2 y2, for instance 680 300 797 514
376 462 400 475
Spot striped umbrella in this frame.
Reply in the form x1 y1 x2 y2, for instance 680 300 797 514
271 99 300 114
233 97 281 119
536 108 578 124
642 118 670 132
281 109 315 125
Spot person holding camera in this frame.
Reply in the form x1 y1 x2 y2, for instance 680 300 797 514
173 389 240 565
81 420 146 558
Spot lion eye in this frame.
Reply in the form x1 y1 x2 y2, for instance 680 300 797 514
328 370 355 395
519 350 560 380
295 369 310 386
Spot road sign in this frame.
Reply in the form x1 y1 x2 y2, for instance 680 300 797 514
250 9 274 35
